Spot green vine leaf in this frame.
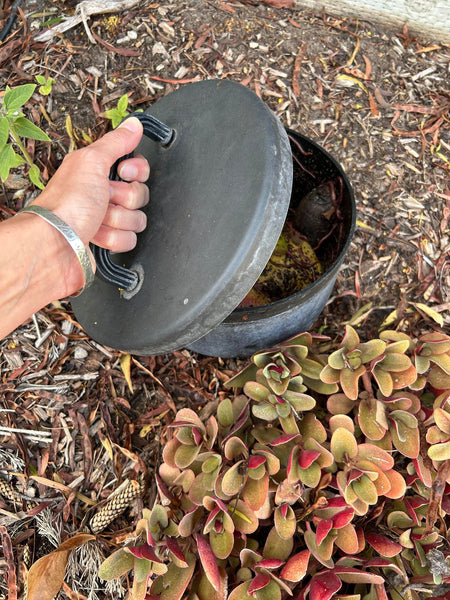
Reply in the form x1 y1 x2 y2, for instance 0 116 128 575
3 84 36 111
12 118 51 141
28 164 45 190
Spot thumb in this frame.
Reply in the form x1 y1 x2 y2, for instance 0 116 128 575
92 117 143 168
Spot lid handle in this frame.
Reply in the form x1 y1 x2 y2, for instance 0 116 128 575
90 113 173 292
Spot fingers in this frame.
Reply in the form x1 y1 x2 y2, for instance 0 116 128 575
102 204 147 233
110 180 149 210
92 226 138 253
117 155 150 182
89 117 144 169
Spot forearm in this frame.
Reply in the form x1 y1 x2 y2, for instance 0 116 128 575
0 212 84 338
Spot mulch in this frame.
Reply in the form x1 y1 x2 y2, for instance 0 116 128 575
0 1 449 598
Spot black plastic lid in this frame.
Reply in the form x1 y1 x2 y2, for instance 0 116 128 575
71 80 293 354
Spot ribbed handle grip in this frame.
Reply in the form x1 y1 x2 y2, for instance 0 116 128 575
91 112 173 292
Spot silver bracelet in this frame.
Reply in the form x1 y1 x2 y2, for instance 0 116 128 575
19 204 95 295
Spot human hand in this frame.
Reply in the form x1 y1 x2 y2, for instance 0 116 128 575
31 117 149 253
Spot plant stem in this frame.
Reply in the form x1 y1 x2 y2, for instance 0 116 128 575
9 128 34 167
361 369 375 399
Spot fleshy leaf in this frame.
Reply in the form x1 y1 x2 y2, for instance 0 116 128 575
280 549 310 582
340 365 365 400
263 526 294 561
309 572 342 600
209 528 234 560
428 441 450 461
243 473 269 511
196 534 221 591
248 573 271 594
334 523 359 554
331 428 358 462
222 462 246 496
365 533 402 557
244 381 271 402
174 443 201 468
372 367 393 397
252 403 278 421
155 553 196 600
98 548 134 580
274 505 296 540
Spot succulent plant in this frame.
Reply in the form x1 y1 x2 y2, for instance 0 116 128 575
98 326 450 600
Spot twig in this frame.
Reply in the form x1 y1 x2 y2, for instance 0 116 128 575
34 0 141 42
0 525 17 600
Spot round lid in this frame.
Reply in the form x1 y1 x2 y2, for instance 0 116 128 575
71 80 293 354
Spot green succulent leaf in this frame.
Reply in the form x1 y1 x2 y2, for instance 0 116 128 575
389 420 419 458
243 473 269 511
263 526 294 561
133 556 153 583
274 505 296 540
378 353 412 372
222 462 246 497
326 394 355 416
98 549 134 580
299 461 322 488
304 525 334 569
328 348 347 370
358 398 386 440
430 352 450 375
434 407 450 434
298 413 327 443
342 325 360 351
351 475 378 505
226 364 259 388
254 578 282 600
154 553 196 600
284 391 316 412
358 339 386 363
244 381 271 402
340 364 365 400
174 443 201 469
217 398 234 426
252 402 278 421
209 528 234 560
334 522 359 554
428 440 450 461
372 366 393 397
230 500 259 534
331 428 358 462
320 364 341 385
228 581 252 600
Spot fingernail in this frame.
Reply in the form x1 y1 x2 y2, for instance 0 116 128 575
118 163 138 180
118 117 140 132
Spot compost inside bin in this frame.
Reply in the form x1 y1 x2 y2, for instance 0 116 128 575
238 132 350 308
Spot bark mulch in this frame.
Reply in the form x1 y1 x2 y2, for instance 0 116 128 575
0 1 449 598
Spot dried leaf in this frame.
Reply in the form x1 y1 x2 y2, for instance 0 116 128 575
120 353 134 394
410 302 444 326
27 534 95 600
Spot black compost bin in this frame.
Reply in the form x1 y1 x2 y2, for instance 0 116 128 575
71 80 355 358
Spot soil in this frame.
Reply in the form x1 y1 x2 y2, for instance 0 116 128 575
0 1 449 599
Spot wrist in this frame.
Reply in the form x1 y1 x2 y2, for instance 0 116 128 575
16 211 87 298
20 204 95 295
